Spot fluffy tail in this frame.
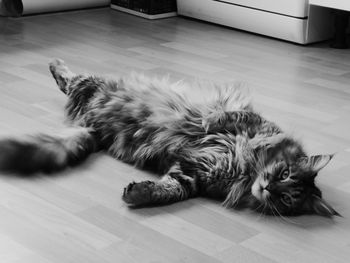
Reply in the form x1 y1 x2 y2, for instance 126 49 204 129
0 127 98 174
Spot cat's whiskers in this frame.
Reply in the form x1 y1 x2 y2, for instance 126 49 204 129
267 196 301 225
264 197 276 218
255 202 268 221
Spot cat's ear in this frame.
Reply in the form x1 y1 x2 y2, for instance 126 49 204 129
303 194 340 217
298 154 334 173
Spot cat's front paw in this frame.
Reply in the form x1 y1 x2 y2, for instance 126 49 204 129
122 181 154 206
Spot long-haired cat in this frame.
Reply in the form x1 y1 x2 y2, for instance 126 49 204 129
0 59 339 217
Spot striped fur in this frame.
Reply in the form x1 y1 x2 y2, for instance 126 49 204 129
0 59 338 217
0 127 96 174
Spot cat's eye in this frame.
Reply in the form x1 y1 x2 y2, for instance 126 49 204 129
281 193 292 207
280 169 289 180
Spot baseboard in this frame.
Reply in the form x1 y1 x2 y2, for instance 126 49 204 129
111 5 177 20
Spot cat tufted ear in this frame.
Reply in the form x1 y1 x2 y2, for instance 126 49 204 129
298 154 334 173
303 194 340 217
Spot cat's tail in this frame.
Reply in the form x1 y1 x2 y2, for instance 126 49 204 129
0 127 98 175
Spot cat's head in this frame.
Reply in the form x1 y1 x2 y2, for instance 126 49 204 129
251 154 339 217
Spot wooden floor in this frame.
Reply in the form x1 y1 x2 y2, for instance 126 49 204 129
0 8 350 263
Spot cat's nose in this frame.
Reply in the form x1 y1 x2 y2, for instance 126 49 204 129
264 184 275 193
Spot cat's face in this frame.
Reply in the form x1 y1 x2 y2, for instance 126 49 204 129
251 154 338 217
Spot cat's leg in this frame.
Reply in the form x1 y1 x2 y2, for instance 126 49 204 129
49 59 76 94
49 59 118 96
202 110 282 138
122 163 198 206
202 110 264 134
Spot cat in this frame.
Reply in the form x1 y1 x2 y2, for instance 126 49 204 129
0 59 339 217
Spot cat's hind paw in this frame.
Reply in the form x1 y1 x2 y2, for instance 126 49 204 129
49 58 75 94
122 181 154 206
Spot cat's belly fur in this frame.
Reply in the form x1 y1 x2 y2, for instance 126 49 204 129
71 78 252 196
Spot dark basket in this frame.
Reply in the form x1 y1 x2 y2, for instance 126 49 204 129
112 0 177 15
